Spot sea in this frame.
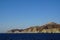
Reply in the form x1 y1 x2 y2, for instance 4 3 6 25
0 33 60 40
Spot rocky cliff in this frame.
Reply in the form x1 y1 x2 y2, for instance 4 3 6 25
7 22 60 33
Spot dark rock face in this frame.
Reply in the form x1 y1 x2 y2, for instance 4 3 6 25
7 29 23 33
7 22 60 33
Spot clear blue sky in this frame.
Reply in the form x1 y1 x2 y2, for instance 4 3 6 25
0 0 60 33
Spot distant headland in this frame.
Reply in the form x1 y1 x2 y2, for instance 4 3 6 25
7 22 60 33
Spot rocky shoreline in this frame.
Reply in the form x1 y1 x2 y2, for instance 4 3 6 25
7 22 60 33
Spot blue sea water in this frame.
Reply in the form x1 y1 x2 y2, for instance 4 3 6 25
0 33 60 40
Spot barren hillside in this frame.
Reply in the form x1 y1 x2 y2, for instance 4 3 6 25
7 22 60 33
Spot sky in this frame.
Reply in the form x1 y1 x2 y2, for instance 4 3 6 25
0 0 60 33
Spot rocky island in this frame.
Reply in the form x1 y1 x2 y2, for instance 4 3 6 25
7 22 60 33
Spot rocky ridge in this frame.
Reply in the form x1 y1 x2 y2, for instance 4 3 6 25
7 22 60 33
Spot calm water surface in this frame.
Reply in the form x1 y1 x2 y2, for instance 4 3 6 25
0 33 60 40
